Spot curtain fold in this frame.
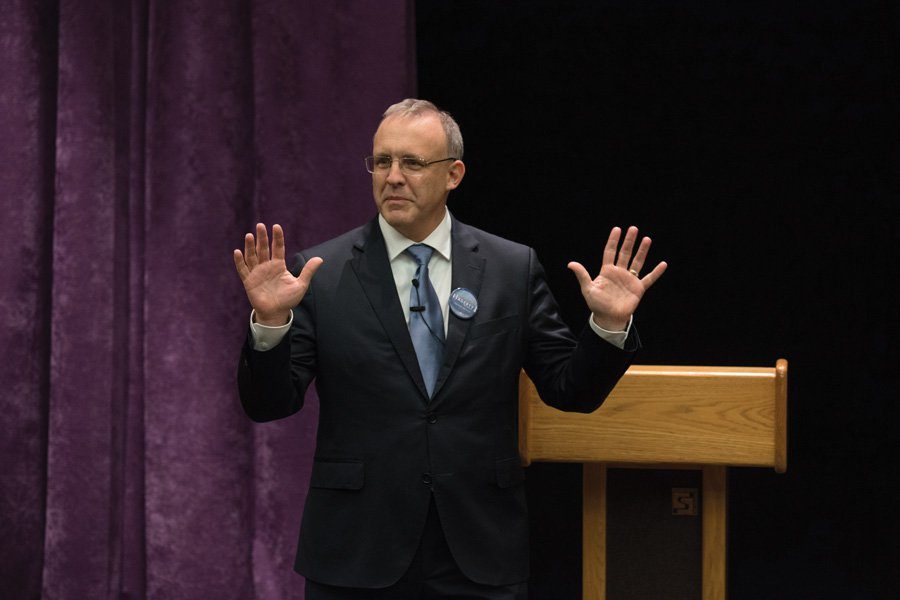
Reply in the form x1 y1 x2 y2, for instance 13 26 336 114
0 1 415 598
0 0 58 597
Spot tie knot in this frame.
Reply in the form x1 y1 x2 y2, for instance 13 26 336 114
405 244 434 266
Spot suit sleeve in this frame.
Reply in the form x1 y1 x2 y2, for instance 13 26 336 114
522 248 640 413
237 253 318 422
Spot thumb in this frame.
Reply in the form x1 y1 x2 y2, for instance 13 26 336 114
567 261 592 290
297 256 324 286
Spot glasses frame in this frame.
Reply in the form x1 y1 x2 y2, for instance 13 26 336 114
364 155 458 174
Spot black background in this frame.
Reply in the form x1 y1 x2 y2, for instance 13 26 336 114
417 1 897 597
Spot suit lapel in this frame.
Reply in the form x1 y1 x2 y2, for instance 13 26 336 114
432 220 485 399
350 220 430 399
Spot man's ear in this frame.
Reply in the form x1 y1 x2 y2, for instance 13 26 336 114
446 160 465 191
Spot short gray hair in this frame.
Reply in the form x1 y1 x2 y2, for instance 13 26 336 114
381 98 464 160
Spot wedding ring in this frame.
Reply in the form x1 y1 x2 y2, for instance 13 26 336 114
628 269 639 277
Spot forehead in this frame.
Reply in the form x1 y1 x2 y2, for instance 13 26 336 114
373 113 447 156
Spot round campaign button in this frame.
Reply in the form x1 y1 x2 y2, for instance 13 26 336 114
449 288 478 320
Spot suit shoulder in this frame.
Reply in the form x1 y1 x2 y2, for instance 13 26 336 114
291 221 371 267
455 220 534 261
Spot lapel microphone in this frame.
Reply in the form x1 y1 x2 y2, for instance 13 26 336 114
410 279 425 312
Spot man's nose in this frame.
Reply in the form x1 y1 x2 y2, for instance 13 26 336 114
386 160 406 185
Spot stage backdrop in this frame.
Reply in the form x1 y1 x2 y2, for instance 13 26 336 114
417 1 897 598
0 1 415 598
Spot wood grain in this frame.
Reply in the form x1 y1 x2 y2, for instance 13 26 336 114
702 466 727 600
519 363 788 469
582 463 606 600
775 359 789 473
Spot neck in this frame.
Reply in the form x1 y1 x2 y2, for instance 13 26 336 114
391 209 447 243
401 227 435 243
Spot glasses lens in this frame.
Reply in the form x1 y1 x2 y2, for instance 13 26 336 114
366 156 435 174
401 158 426 172
366 156 391 173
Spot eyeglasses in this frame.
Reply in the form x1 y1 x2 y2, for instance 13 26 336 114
364 155 457 174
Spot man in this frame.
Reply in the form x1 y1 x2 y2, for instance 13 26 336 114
234 99 666 598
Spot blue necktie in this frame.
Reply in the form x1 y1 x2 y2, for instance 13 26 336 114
405 244 445 397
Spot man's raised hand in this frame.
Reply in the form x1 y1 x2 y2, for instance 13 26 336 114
233 223 323 326
567 226 667 332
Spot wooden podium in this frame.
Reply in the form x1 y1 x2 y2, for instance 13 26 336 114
518 360 788 600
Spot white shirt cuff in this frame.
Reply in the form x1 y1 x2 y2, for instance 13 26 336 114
249 309 293 351
587 315 631 349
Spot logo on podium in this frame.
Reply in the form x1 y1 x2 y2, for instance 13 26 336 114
672 488 699 516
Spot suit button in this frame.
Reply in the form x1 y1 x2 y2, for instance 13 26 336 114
422 473 432 485
426 412 437 424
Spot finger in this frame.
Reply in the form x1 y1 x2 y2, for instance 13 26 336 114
567 261 592 290
272 224 286 260
616 226 638 268
233 249 250 280
629 237 652 275
640 261 668 289
256 223 270 261
602 227 621 267
244 233 258 268
297 257 325 288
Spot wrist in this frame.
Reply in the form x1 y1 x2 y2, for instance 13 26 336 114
591 313 627 332
253 309 291 327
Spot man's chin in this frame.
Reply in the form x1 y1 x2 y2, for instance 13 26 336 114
380 207 414 227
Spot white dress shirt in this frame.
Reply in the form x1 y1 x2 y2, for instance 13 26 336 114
250 209 630 350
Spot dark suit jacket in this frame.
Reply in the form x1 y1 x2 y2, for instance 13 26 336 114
238 216 639 588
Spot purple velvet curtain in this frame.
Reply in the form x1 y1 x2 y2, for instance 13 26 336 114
0 1 415 598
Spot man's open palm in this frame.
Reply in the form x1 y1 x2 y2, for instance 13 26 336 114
233 223 323 325
568 226 667 331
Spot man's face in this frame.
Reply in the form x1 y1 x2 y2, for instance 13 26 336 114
371 113 464 242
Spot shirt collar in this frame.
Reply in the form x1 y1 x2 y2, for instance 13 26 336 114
378 208 452 262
